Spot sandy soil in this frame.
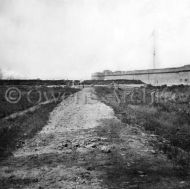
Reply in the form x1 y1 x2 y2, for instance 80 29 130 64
0 88 175 189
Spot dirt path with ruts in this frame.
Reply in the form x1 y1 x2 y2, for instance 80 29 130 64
0 88 174 189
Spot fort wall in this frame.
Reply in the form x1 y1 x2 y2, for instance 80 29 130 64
92 65 190 86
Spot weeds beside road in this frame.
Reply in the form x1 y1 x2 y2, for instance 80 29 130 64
0 85 78 119
95 86 190 180
0 86 79 160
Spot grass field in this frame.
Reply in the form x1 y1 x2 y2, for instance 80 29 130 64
95 86 190 177
0 85 78 119
81 79 144 85
0 86 79 160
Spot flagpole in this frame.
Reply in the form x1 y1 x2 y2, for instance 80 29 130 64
153 30 156 69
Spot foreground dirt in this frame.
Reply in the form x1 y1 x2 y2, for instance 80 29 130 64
0 88 187 188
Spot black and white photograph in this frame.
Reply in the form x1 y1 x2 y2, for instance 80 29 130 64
0 0 190 188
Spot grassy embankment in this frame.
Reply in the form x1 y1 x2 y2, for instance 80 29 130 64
81 79 144 85
0 85 78 119
0 86 79 160
95 85 190 177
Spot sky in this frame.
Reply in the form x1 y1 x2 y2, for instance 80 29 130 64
0 0 190 79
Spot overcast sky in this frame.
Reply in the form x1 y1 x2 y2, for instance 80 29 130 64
0 0 190 79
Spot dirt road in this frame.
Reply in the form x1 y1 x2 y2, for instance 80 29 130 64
0 88 176 188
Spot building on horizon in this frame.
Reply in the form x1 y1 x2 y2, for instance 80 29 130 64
91 65 190 86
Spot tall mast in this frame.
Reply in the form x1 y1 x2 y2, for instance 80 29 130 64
153 30 156 69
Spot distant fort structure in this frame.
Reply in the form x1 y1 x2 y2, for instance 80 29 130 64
92 30 190 86
91 65 190 86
